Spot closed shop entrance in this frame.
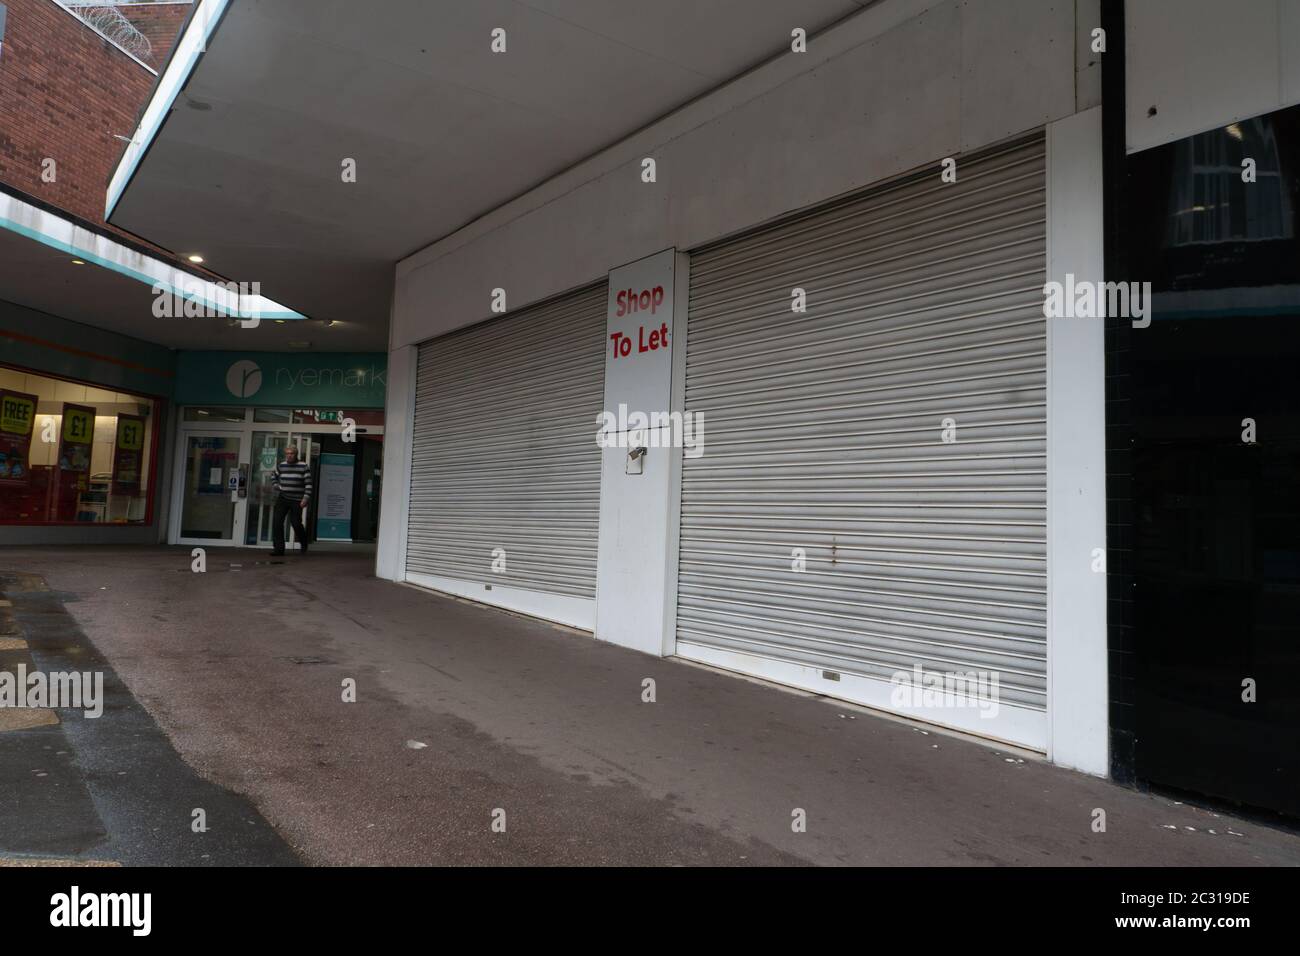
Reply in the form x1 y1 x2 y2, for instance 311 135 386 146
675 136 1049 748
405 284 607 629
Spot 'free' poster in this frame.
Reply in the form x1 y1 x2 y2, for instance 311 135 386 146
0 390 38 483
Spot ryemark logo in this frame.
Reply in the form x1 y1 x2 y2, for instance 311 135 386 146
225 359 262 399
50 886 151 936
224 361 386 399
0 665 103 718
274 365 385 390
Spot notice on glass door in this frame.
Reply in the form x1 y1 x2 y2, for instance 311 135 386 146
316 452 354 540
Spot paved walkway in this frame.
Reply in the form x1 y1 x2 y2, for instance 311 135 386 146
1 545 1297 866
0 566 297 866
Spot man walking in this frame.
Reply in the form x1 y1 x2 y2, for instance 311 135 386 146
271 443 312 556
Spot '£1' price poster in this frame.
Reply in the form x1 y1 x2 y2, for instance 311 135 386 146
112 414 146 496
58 403 95 484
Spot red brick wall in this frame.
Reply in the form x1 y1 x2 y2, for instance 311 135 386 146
0 0 203 272
117 1 192 68
0 0 157 225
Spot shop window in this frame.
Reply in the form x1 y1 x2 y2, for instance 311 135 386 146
0 365 160 525
184 406 246 423
1166 118 1292 247
1130 103 1300 293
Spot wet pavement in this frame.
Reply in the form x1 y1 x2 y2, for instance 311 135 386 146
0 545 1297 867
0 569 298 866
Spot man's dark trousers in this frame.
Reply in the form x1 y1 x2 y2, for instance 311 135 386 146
272 495 308 555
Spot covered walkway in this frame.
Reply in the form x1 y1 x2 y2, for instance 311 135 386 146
1 545 1296 866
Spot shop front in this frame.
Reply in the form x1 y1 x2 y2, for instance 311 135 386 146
379 2 1108 771
0 364 164 529
170 353 386 549
0 302 176 546
398 135 1054 750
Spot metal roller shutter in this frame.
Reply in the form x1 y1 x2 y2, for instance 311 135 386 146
407 283 606 613
676 136 1047 743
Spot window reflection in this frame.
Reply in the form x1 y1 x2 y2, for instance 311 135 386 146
1167 118 1293 245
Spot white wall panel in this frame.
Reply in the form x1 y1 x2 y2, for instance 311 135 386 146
376 344 417 581
394 0 1081 349
1045 107 1107 776
960 1 1075 150
1127 0 1300 153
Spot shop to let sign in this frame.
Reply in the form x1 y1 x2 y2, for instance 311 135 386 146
603 249 677 420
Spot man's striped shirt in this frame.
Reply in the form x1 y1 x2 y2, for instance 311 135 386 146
272 460 313 502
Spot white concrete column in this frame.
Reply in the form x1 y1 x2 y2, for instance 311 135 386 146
375 343 417 582
594 249 687 656
1045 106 1109 775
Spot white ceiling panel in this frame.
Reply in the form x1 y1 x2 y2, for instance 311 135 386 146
107 0 869 347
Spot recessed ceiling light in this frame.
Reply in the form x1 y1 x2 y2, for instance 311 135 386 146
187 254 204 263
71 259 85 265
275 319 286 324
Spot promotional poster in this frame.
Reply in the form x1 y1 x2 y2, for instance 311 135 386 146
57 403 94 480
111 413 146 496
0 388 37 483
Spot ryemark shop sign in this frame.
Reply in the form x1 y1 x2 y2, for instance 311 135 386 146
174 352 388 408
